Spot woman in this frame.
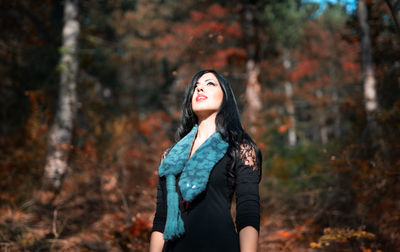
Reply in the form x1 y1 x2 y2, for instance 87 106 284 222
149 70 261 252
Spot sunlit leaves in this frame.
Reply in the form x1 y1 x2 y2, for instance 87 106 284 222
311 227 377 250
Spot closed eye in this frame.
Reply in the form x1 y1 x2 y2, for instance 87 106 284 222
207 82 216 86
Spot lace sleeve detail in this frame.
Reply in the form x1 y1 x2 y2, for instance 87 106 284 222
235 141 262 184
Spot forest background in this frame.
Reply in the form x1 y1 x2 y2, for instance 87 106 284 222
1 0 399 251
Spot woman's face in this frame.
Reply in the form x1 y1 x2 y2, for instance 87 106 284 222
192 72 224 118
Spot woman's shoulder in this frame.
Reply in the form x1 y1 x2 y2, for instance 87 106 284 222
231 136 262 182
237 137 260 164
232 134 259 155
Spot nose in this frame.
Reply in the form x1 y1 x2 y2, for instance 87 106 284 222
195 84 204 93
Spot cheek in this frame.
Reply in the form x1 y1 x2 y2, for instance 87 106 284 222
214 90 224 107
191 94 199 110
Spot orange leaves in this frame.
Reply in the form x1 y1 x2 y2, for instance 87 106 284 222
342 59 361 82
127 214 152 239
190 4 228 21
0 207 39 248
342 60 359 72
138 111 171 138
191 10 206 21
311 227 377 250
278 117 294 133
81 137 98 162
310 241 323 248
158 3 242 69
289 58 318 83
285 19 361 109
146 176 158 187
272 230 292 239
202 47 246 70
208 4 228 16
278 124 289 133
176 21 235 39
225 21 242 37
124 1 243 71
268 224 310 248
174 4 241 40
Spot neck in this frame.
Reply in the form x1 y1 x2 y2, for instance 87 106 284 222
196 112 217 140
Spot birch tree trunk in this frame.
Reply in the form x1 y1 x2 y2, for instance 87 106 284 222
242 3 262 136
358 0 378 120
283 54 297 147
316 89 328 144
44 0 79 187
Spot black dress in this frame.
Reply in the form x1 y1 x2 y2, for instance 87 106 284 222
152 142 261 252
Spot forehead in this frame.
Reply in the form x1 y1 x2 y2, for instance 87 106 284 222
198 72 219 82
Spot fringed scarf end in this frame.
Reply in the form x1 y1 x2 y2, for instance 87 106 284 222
163 175 185 240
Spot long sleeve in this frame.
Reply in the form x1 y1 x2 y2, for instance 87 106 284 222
235 141 262 233
152 176 166 233
151 148 172 233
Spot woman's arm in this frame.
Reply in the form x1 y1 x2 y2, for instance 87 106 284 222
235 140 262 252
239 226 258 252
149 231 164 252
149 183 166 252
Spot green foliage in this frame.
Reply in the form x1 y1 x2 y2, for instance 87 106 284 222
318 3 349 30
264 130 335 192
263 0 318 49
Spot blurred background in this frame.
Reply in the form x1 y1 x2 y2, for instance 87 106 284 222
1 0 399 251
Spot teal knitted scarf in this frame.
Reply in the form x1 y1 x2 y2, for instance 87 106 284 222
158 125 229 240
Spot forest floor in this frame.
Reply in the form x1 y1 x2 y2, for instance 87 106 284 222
0 169 380 252
0 182 315 252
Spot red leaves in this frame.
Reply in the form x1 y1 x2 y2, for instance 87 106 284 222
175 21 239 39
138 111 170 138
190 4 228 21
202 47 246 69
342 60 359 71
127 215 152 239
151 3 242 69
190 10 206 21
208 4 228 16
289 58 318 83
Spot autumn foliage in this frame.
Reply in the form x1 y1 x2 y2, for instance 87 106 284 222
0 0 399 251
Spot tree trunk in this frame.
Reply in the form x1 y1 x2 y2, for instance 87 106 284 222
332 90 341 138
44 0 79 188
284 81 297 147
316 89 328 144
242 3 262 136
358 0 378 120
385 0 400 31
283 54 297 147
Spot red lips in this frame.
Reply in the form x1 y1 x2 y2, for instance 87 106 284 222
195 94 208 102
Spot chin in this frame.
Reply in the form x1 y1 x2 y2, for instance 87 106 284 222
193 109 218 117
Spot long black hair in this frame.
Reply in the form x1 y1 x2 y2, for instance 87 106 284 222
176 69 261 183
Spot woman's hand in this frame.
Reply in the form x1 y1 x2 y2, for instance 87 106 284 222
239 226 258 252
149 231 164 252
